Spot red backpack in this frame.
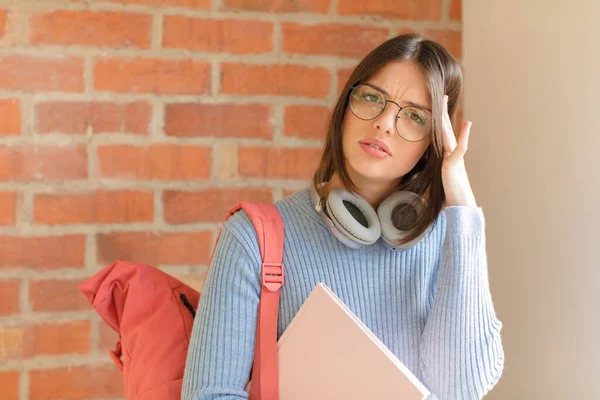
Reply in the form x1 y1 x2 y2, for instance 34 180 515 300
78 202 284 400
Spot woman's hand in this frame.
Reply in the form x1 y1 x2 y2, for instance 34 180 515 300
440 95 478 208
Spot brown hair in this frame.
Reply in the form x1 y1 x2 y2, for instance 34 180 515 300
312 33 463 245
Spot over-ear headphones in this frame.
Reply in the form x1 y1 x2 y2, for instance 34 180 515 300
309 182 433 251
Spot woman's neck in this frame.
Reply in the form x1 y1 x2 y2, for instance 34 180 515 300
321 173 402 209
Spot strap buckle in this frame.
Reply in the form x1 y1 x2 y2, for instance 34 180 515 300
262 262 284 292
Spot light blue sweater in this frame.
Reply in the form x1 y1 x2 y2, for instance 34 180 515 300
182 187 504 399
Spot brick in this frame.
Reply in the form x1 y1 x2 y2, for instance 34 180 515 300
29 279 90 312
164 103 273 139
338 0 442 21
33 321 91 356
97 144 211 180
337 66 355 95
0 55 84 92
0 235 85 270
97 231 212 266
36 101 151 135
34 190 154 225
0 10 19 47
424 28 462 58
222 0 329 13
0 324 32 360
30 11 151 49
0 280 20 315
94 57 210 94
221 63 330 98
450 0 462 21
238 146 321 180
164 188 273 223
0 99 20 135
282 23 387 58
284 105 329 139
163 16 273 54
30 365 123 400
0 191 16 225
98 0 210 8
0 145 88 182
0 320 91 359
0 371 19 400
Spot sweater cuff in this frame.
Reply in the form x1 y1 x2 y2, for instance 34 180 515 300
443 206 485 236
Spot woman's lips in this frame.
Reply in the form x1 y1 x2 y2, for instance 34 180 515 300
358 138 391 158
359 142 390 158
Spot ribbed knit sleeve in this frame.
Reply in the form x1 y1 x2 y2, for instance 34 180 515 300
182 217 261 400
419 206 504 399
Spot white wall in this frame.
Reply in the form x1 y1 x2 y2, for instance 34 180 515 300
463 1 600 398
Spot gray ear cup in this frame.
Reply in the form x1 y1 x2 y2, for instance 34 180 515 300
377 191 431 249
326 188 382 246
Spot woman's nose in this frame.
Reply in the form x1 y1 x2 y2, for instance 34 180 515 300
373 102 397 135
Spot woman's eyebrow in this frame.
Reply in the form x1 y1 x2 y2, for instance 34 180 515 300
364 82 390 97
404 100 432 113
364 82 432 113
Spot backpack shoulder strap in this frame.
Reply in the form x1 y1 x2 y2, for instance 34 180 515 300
224 202 283 400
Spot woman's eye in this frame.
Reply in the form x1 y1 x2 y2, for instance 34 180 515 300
408 112 425 125
362 94 381 102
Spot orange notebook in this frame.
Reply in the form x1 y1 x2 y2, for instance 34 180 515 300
246 283 431 399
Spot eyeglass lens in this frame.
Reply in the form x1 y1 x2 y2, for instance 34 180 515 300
349 85 432 142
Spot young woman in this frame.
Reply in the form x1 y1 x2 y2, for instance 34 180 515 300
182 33 504 400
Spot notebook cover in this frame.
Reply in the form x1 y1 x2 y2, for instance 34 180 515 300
246 283 431 400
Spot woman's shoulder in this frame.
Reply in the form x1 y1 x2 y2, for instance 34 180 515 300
222 187 315 250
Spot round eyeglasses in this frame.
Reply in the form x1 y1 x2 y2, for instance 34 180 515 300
349 84 432 142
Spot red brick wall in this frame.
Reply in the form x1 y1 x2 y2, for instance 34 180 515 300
0 0 461 398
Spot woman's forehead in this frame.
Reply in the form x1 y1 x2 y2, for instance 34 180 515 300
367 61 432 107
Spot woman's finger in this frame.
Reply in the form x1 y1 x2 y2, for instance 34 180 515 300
442 95 457 152
454 121 472 157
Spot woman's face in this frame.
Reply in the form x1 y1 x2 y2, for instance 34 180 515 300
341 61 433 186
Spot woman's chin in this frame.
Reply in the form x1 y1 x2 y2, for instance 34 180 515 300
348 162 399 184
